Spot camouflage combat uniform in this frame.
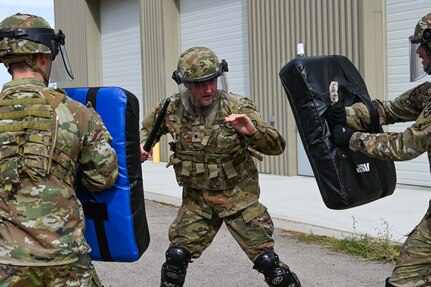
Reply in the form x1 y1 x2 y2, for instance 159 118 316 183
346 82 431 286
140 90 285 261
0 78 118 286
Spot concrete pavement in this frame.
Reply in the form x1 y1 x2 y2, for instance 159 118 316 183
94 200 394 287
142 160 430 242
92 160 431 286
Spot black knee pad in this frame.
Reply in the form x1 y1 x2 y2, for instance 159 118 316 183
253 252 301 287
161 247 192 287
253 251 280 274
385 278 397 287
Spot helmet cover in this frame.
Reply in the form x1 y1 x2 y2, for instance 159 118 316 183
175 46 222 83
0 13 53 61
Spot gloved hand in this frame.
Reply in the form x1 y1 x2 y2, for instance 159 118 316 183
326 102 347 129
331 125 355 147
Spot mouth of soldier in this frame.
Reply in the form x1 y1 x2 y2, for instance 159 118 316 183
201 94 213 102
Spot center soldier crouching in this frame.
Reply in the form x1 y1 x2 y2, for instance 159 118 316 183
140 46 301 287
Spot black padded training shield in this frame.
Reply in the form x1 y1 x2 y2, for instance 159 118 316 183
279 55 396 210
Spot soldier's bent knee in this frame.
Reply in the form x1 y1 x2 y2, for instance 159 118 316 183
253 252 301 287
160 247 191 287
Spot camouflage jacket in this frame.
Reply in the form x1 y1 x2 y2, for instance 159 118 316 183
346 82 431 169
0 78 118 266
140 91 285 217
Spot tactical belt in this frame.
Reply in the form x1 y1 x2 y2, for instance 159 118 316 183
174 149 245 164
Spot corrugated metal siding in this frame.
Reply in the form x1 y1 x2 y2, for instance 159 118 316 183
248 0 363 175
140 0 166 161
100 0 144 121
54 0 101 88
179 0 249 98
141 0 180 162
141 0 165 114
386 0 431 187
55 0 384 177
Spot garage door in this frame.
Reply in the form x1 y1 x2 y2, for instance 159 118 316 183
386 0 431 186
100 0 144 121
179 0 249 97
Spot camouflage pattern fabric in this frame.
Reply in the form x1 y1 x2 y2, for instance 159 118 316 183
141 90 285 192
0 78 118 266
346 82 431 165
414 13 431 49
0 254 102 287
176 46 220 82
168 201 274 261
140 90 285 263
387 200 431 287
345 82 431 285
0 13 52 61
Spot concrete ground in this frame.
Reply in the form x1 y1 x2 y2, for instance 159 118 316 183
92 160 431 286
141 161 430 242
94 200 394 287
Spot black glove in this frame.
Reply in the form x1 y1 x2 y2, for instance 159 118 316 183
331 125 355 147
326 102 347 129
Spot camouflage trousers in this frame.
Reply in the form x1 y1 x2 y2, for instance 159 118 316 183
0 254 102 287
168 202 275 262
387 200 431 287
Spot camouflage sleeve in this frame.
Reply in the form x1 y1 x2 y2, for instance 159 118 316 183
237 97 286 155
345 102 372 131
349 107 431 160
140 106 157 145
346 83 429 130
67 99 118 191
139 100 170 146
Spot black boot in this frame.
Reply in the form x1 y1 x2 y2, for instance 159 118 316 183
385 278 396 287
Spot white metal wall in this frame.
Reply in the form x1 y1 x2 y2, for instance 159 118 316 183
386 0 430 186
100 0 144 121
179 0 249 97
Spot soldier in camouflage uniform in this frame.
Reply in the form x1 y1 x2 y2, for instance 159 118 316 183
0 13 118 286
328 12 431 287
140 47 301 287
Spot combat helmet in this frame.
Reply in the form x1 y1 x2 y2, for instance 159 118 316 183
172 46 228 84
409 12 431 82
410 13 431 47
0 13 73 82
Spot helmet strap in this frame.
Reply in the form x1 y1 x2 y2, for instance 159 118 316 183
3 54 49 84
423 44 431 75
26 57 50 84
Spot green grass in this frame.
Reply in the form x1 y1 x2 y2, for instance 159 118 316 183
282 219 402 263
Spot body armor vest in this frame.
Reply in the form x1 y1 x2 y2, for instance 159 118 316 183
0 86 76 190
166 92 259 190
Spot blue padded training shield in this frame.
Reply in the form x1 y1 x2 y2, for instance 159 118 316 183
65 87 150 262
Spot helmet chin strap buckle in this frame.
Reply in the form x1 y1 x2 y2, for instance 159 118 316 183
172 71 182 84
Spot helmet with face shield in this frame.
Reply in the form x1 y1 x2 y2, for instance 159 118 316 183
409 13 431 82
172 46 229 115
0 13 74 83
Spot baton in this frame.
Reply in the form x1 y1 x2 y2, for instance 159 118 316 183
143 98 171 152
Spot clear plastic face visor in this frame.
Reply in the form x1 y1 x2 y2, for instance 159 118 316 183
179 78 221 115
49 44 74 83
174 60 228 115
409 40 427 82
